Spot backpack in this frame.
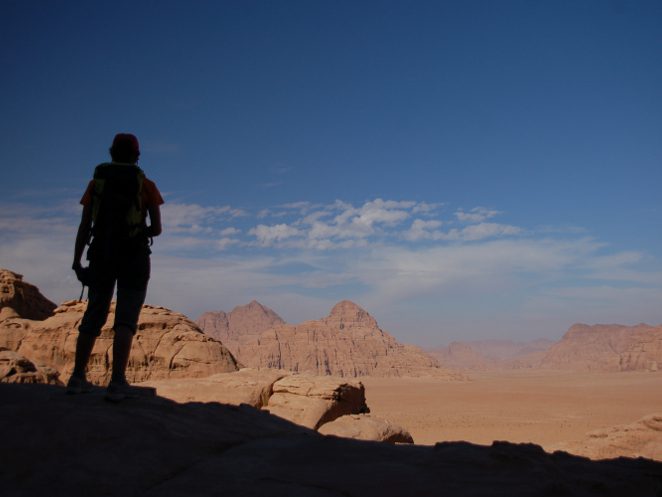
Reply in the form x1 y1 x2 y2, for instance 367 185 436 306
88 162 147 262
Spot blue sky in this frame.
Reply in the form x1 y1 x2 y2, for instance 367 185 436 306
1 1 661 345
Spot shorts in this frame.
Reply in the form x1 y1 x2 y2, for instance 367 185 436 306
78 249 150 337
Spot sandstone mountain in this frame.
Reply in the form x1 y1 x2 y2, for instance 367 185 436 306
200 300 453 378
4 382 662 497
0 268 56 321
429 338 555 370
0 300 239 384
541 323 662 372
197 300 285 360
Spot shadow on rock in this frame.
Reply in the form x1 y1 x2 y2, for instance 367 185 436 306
2 383 662 497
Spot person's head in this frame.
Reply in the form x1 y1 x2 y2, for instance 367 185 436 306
109 133 140 163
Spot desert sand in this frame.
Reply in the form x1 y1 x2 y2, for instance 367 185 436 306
362 370 662 449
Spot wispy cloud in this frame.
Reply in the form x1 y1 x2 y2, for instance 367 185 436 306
1 195 660 343
244 199 522 248
249 223 301 246
456 207 500 223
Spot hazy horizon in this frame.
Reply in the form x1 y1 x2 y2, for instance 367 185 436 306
2 1 661 346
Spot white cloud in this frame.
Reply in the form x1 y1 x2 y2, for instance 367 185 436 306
162 202 245 235
403 219 443 241
220 227 240 236
249 223 300 246
216 237 240 250
249 198 436 248
281 201 316 212
349 238 607 308
442 222 522 241
402 220 519 242
456 207 500 223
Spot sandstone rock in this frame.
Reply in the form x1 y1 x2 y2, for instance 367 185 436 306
221 300 454 378
319 413 414 444
554 413 662 461
0 306 20 321
0 268 56 320
0 349 62 385
3 383 662 497
265 374 369 429
142 370 372 432
197 300 285 359
141 368 288 407
0 300 239 384
541 323 662 372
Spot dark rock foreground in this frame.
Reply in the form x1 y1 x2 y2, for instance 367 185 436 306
2 383 661 497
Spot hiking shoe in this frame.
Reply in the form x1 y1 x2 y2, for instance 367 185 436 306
104 380 140 403
66 376 94 395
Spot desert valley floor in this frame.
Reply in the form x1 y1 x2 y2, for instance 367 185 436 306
362 370 662 448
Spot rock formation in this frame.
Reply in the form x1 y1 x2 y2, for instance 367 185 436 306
0 349 62 385
541 323 662 372
265 374 369 430
0 268 56 320
210 300 450 377
197 300 285 360
142 368 289 407
3 382 662 497
142 369 372 435
0 300 239 384
319 413 414 444
554 413 662 461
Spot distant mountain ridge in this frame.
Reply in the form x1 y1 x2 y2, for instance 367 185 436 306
197 300 285 361
540 323 662 372
429 323 662 373
198 300 453 378
428 339 555 370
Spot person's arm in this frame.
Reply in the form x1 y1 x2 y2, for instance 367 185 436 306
73 204 92 269
146 204 162 237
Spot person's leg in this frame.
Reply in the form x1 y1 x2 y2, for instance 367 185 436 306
71 333 97 379
72 280 115 380
110 251 149 385
110 324 133 384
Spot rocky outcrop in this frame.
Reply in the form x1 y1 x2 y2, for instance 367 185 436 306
319 414 414 444
541 324 662 372
0 349 62 385
141 368 288 407
554 413 662 461
212 300 452 378
265 374 369 430
197 300 285 357
3 383 662 497
0 269 56 320
143 369 378 437
0 300 239 384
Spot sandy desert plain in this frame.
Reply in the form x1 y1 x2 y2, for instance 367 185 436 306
362 370 662 449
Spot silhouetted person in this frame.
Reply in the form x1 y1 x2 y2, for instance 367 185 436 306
68 133 164 401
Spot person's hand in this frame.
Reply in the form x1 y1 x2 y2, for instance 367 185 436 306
73 264 92 286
